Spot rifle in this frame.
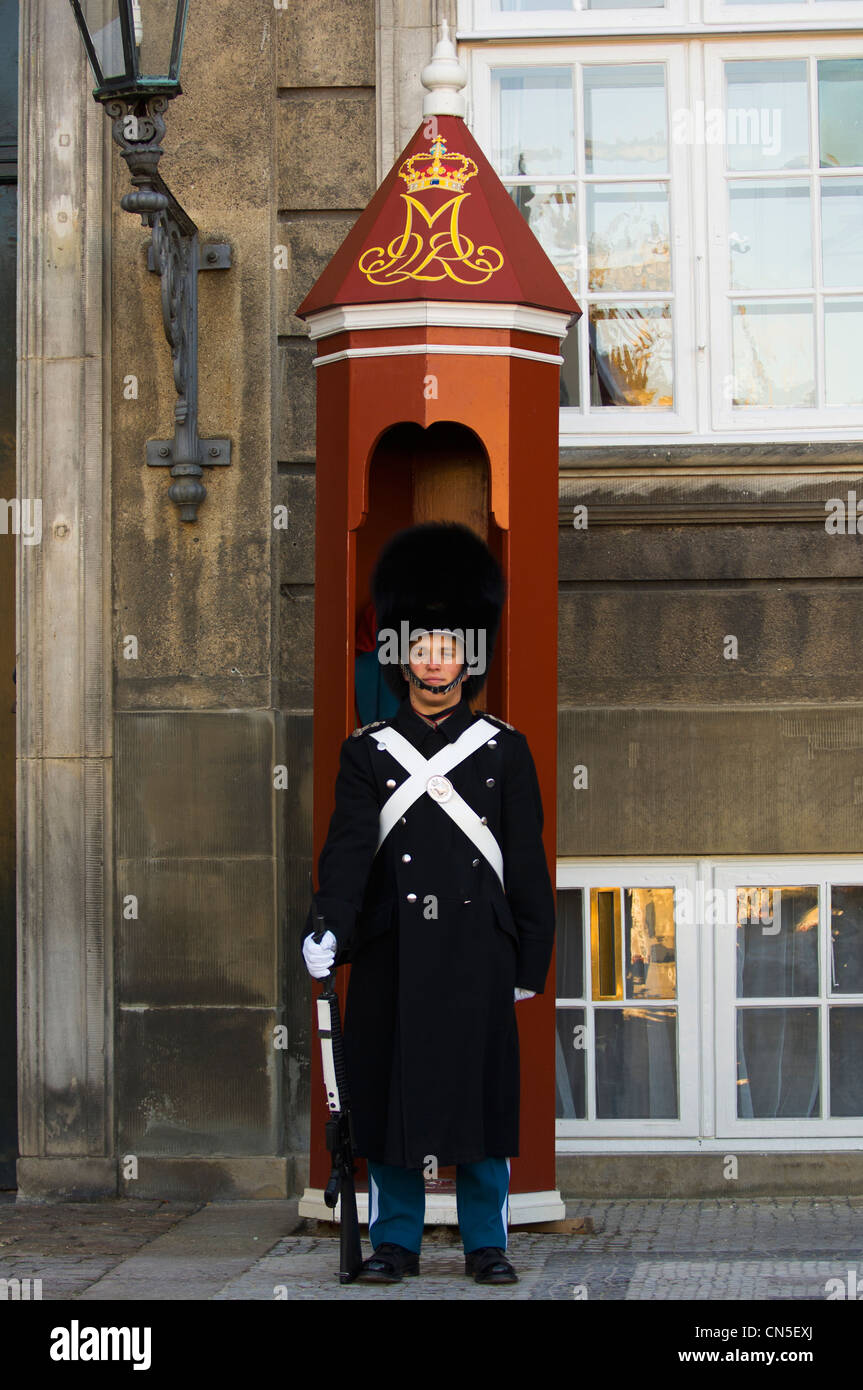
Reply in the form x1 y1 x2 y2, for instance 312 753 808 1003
312 916 363 1284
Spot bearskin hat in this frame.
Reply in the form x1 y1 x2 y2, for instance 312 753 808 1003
371 521 506 702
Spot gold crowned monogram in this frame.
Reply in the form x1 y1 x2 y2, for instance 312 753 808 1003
358 133 504 287
399 135 478 194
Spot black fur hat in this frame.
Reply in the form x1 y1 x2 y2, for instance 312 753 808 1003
371 521 506 702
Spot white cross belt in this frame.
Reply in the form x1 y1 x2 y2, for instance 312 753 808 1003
372 719 505 887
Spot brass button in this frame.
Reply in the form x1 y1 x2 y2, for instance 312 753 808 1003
406 893 417 903
486 778 495 787
386 778 396 788
402 853 412 863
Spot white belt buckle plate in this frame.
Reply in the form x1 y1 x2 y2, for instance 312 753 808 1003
426 774 453 803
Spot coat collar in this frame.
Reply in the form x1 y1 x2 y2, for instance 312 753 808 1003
394 693 478 745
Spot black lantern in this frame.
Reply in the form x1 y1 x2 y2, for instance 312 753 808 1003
67 0 231 523
69 0 189 101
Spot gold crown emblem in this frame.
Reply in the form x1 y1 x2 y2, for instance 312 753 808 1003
398 135 478 195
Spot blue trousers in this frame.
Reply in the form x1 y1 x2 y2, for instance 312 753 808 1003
367 1158 511 1255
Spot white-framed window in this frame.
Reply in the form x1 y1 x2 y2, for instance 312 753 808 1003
461 0 863 35
703 0 863 31
555 862 701 1137
465 37 863 444
714 860 863 1138
556 857 863 1150
705 43 863 431
462 0 688 36
469 43 697 438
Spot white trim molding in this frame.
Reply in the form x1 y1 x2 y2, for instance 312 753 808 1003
314 341 564 367
299 1186 566 1225
304 299 574 340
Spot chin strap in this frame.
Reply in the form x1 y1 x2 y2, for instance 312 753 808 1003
400 662 467 696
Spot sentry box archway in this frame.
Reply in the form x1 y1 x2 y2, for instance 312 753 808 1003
295 31 580 1227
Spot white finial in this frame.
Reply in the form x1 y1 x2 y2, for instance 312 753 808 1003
421 20 467 118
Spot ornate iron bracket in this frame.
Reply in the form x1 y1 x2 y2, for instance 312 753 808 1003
106 96 232 522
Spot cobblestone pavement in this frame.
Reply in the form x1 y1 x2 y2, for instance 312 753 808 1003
2 1193 862 1302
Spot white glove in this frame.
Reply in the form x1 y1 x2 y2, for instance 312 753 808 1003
303 930 337 979
514 987 536 1002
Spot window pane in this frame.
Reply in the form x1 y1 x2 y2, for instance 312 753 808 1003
736 886 819 997
590 887 622 998
737 1008 820 1118
505 184 582 407
728 181 811 290
589 302 673 408
821 181 863 288
731 301 815 407
560 327 580 408
818 60 863 169
724 61 808 173
493 68 574 177
825 301 863 406
829 1008 863 1116
584 65 667 176
624 888 676 999
556 889 584 998
830 885 863 992
587 182 670 292
595 1008 678 1118
555 1008 586 1119
507 184 581 287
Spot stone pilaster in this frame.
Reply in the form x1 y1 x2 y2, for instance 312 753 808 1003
376 0 456 180
16 0 115 1196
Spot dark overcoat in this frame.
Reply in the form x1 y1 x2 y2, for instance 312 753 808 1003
304 693 556 1170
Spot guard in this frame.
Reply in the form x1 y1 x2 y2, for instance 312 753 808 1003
302 521 556 1285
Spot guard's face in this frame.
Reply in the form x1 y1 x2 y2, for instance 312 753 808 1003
408 631 465 688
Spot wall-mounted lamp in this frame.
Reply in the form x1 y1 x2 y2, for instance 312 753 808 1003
67 0 232 522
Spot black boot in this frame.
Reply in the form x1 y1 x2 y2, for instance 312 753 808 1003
357 1242 421 1284
464 1247 518 1284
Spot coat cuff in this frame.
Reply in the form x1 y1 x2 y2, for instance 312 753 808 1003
515 940 554 995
